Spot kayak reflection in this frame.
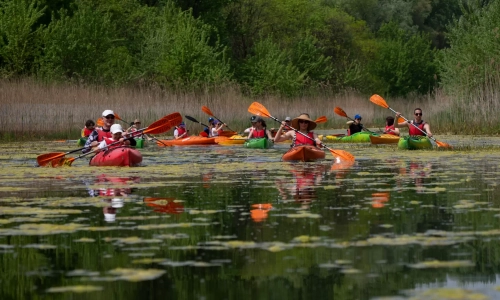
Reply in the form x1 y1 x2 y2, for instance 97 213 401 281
143 197 184 214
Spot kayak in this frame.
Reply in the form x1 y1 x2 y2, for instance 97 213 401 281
398 136 433 150
244 138 273 149
89 147 142 167
156 136 217 146
334 132 372 143
282 145 325 162
77 137 87 147
370 134 400 144
218 130 238 137
319 134 345 141
217 135 246 145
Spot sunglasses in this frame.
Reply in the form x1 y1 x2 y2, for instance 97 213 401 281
105 116 115 119
415 113 422 116
135 122 141 124
299 120 309 124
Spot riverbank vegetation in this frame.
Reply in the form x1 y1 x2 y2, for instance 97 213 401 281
1 0 500 138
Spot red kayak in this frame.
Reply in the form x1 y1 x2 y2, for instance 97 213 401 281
282 145 325 162
89 147 142 167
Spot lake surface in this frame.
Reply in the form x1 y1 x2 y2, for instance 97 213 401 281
1 135 500 299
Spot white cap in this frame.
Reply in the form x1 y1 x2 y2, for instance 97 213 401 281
110 124 123 134
285 117 291 121
102 110 115 117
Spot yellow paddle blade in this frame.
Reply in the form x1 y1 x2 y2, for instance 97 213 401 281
370 94 389 109
37 152 65 166
248 102 271 118
315 116 327 124
334 107 348 118
201 106 214 117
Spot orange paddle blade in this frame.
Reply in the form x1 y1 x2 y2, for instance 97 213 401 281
334 107 348 118
97 117 104 127
37 152 65 166
435 140 452 148
248 102 271 118
114 113 123 121
201 106 214 117
315 116 327 124
143 119 171 135
397 117 405 123
165 112 183 128
50 157 75 167
327 148 355 162
370 94 389 109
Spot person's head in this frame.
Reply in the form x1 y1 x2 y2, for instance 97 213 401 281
386 116 395 126
291 113 317 131
253 116 266 128
134 119 141 127
285 117 291 126
208 117 215 124
354 114 362 123
179 122 186 128
85 119 95 129
110 124 123 139
250 115 257 125
213 119 219 125
102 110 115 129
414 108 423 119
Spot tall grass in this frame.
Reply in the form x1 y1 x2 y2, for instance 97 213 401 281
0 79 471 140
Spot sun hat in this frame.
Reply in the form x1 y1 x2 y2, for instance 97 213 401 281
110 124 123 134
102 110 115 117
291 113 317 131
285 117 291 121
354 114 362 120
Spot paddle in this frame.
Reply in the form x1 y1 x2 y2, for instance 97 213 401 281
248 102 355 161
201 106 235 131
334 107 375 133
315 116 327 124
47 113 182 167
185 115 209 128
369 94 452 148
38 146 91 167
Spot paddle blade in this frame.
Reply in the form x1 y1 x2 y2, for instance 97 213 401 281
114 113 122 120
397 117 405 123
144 118 171 135
201 106 214 117
334 107 348 118
248 102 271 118
165 112 183 128
435 140 452 148
315 116 327 124
37 152 65 166
370 94 389 109
185 115 199 123
328 148 355 162
97 117 104 127
50 157 75 167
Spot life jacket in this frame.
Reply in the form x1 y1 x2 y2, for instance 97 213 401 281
97 128 112 142
385 125 398 136
292 131 315 146
409 120 426 136
83 128 93 137
177 127 187 136
251 128 266 138
102 137 122 150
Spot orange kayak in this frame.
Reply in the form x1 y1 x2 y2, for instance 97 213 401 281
157 136 217 146
369 134 400 144
89 147 142 167
282 145 326 162
218 130 238 137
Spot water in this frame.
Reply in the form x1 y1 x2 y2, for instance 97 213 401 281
1 136 500 299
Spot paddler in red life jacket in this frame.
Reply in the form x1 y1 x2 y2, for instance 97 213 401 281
174 122 189 139
247 116 273 140
384 116 400 136
83 109 115 153
82 119 95 138
273 113 323 147
394 108 433 137
97 124 133 151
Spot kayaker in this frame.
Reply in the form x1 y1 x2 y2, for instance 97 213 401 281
97 124 133 151
81 119 95 138
174 122 189 139
273 113 322 147
243 116 258 135
270 116 291 137
384 116 400 136
247 116 273 139
347 114 363 135
83 110 115 153
395 108 433 137
211 119 226 137
126 119 152 141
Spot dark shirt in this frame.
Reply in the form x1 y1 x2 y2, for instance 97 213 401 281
349 123 363 135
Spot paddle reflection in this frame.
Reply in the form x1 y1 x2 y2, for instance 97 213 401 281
143 197 184 214
398 161 433 193
372 192 390 208
250 203 273 222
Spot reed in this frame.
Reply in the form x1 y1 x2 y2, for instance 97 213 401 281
0 78 494 140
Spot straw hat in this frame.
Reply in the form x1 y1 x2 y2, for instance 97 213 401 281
291 113 317 131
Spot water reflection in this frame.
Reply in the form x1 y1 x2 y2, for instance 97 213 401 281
144 197 184 214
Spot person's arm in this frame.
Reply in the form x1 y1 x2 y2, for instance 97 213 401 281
394 112 408 128
247 130 254 139
274 122 291 143
266 129 273 140
313 132 322 147
423 123 432 137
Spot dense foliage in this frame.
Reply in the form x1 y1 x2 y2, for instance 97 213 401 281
0 0 496 97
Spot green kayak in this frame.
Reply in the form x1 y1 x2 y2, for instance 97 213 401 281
244 138 273 149
76 137 145 148
334 131 374 143
398 136 432 150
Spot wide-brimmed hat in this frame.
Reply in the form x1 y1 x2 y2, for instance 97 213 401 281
291 113 316 131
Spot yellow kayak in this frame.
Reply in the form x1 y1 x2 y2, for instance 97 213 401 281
217 135 246 146
370 134 400 144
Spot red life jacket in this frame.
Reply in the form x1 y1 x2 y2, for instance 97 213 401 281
251 128 266 138
385 125 398 136
97 128 112 142
409 120 426 136
103 137 122 150
293 132 315 146
177 127 188 136
83 128 93 137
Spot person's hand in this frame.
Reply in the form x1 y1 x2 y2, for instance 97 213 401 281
395 112 401 118
427 133 433 138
